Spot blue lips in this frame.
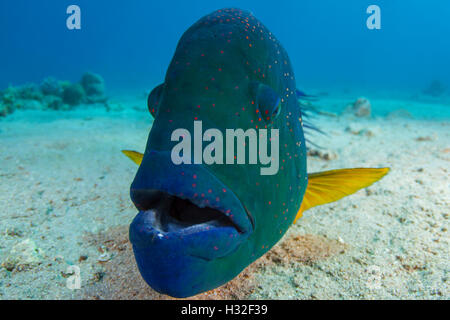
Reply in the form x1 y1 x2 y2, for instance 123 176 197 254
128 150 252 297
129 207 244 297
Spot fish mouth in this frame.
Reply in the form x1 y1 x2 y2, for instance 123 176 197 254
128 149 255 296
129 187 251 296
129 150 254 261
133 189 245 235
129 150 253 235
130 189 250 261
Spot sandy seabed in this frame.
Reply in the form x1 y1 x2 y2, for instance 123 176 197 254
0 98 448 300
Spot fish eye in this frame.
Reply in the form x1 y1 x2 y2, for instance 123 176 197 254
253 83 281 123
272 99 281 118
147 83 164 118
264 98 281 123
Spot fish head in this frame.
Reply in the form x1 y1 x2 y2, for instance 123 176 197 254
129 8 308 298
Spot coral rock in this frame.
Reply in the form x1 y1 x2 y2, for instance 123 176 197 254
1 239 44 272
40 77 63 97
386 109 413 119
422 80 446 97
62 83 86 106
43 95 65 110
80 72 107 103
352 97 371 117
346 123 380 137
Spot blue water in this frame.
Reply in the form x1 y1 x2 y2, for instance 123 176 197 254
1 1 449 300
1 0 449 109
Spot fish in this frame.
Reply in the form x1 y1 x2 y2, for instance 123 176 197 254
122 8 389 298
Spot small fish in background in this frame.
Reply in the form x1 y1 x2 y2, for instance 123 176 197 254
122 8 389 298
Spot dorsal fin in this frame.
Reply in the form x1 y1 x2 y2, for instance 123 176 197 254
294 168 390 223
296 89 318 101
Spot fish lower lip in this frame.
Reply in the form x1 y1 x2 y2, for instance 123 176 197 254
129 194 245 260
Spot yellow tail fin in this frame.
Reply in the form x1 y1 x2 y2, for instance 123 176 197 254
121 150 144 165
294 168 390 223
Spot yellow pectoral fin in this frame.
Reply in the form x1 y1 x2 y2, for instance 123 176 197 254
294 167 390 223
121 150 144 165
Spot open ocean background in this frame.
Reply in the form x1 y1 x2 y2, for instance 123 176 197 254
1 1 449 300
1 0 450 109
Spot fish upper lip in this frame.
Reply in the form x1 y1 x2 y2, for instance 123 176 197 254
131 186 252 236
130 151 254 236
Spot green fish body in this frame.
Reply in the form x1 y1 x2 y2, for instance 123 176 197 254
125 8 389 298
